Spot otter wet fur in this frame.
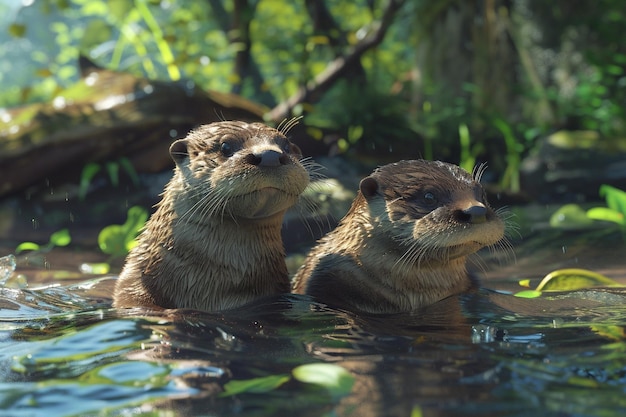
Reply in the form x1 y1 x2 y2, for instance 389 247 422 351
113 120 311 311
292 160 506 314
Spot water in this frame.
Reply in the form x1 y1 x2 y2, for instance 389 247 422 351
1 255 626 417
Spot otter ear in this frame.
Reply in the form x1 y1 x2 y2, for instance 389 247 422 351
169 139 189 165
359 176 379 198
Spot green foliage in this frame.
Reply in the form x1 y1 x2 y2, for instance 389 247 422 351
220 363 354 401
305 80 420 154
3 0 626 192
599 184 626 221
78 157 140 201
15 228 72 254
458 123 477 173
550 184 626 233
292 363 354 399
221 374 290 397
98 206 148 257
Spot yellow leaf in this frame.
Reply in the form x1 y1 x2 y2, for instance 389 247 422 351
535 268 623 292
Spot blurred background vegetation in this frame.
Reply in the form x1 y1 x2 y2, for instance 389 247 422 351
1 0 626 194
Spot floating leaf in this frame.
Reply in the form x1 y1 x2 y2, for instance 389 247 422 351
550 204 594 229
599 184 626 216
535 268 623 292
292 363 354 398
518 279 531 288
220 374 290 397
80 263 111 274
15 242 41 254
587 207 625 226
49 228 71 247
514 290 542 298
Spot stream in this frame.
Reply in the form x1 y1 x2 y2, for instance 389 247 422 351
1 207 626 417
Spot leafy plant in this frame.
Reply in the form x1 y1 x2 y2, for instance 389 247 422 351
98 206 148 258
550 184 626 235
220 363 354 400
15 228 71 254
78 157 140 201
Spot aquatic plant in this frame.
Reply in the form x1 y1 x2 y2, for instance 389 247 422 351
221 363 354 400
98 206 148 258
15 228 71 254
551 184 626 236
79 157 140 201
516 268 624 298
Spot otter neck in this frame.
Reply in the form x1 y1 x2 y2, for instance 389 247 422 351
337 201 472 304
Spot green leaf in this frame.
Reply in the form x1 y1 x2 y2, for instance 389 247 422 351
15 242 41 254
79 263 111 274
105 161 120 187
97 206 148 257
98 225 128 257
49 229 71 247
79 162 101 201
220 374 290 397
586 207 625 226
599 184 626 217
122 206 148 236
514 290 542 298
550 204 594 229
118 157 140 187
535 268 623 292
292 363 354 398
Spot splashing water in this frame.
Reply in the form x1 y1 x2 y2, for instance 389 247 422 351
0 254 16 284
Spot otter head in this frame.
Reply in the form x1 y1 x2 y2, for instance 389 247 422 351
169 121 310 220
358 159 504 265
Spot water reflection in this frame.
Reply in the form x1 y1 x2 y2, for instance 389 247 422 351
1 277 626 416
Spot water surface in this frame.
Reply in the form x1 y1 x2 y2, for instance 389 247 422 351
2 269 626 417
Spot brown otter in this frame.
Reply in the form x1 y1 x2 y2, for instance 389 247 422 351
292 159 506 314
113 121 310 311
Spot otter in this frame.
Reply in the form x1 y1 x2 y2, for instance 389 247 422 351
113 121 310 311
292 160 506 314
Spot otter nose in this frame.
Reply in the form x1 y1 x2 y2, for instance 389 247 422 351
248 149 289 167
457 204 487 224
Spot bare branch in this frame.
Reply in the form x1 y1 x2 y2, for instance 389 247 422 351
266 0 406 123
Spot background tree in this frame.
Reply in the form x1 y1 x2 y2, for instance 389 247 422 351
1 0 625 193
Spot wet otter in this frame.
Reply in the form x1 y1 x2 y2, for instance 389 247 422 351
292 160 506 314
113 121 310 311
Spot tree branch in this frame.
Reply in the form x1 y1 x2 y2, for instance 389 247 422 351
266 0 406 123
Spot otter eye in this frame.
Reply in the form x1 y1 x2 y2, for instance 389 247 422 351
423 192 438 206
220 142 234 157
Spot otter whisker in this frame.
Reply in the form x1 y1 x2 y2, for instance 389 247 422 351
472 162 488 183
493 237 517 265
299 157 327 182
278 116 303 136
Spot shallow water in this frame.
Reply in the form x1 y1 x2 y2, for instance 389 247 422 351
2 268 626 417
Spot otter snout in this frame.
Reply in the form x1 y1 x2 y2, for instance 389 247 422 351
246 148 289 167
456 203 488 224
248 149 289 167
